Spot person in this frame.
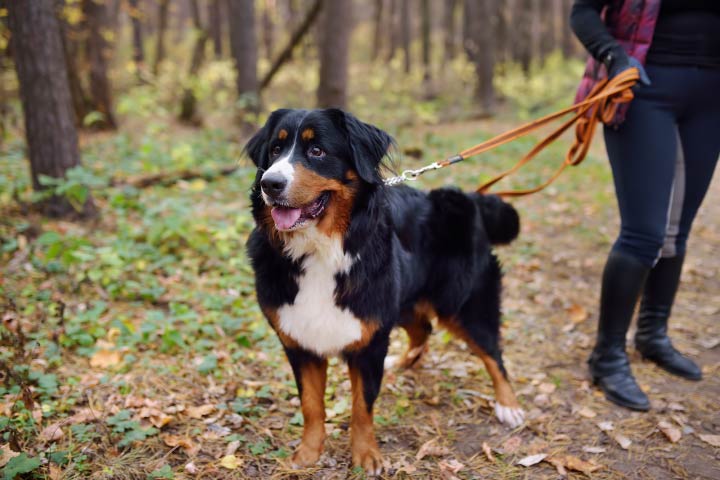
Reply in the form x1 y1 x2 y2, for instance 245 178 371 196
570 0 720 410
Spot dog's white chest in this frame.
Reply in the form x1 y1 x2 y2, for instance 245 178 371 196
277 231 362 356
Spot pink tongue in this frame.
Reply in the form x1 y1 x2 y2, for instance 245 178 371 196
271 207 302 230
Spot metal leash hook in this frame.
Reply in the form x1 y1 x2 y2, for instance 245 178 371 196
383 161 443 186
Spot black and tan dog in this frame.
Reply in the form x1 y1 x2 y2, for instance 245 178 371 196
246 108 524 474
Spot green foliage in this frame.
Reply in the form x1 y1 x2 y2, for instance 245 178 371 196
106 410 159 447
148 465 175 479
36 166 107 212
2 453 41 480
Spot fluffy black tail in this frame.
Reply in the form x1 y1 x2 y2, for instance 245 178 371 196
473 193 520 245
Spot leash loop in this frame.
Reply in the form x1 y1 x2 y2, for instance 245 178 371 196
383 68 640 197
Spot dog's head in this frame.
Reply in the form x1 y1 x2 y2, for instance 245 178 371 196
246 109 393 237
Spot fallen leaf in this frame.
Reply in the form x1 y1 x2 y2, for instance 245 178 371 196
438 459 464 480
517 453 547 467
597 421 614 431
186 404 215 419
501 435 522 454
89 341 121 368
48 464 62 480
0 445 20 468
219 454 242 470
162 434 200 456
658 421 681 443
698 434 720 447
567 304 589 323
547 455 603 475
612 434 632 450
577 407 597 419
582 446 606 454
225 440 240 456
481 442 495 463
416 439 451 460
538 382 556 394
185 462 198 474
39 423 65 442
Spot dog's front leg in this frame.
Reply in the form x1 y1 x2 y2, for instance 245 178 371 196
345 336 388 476
286 348 328 468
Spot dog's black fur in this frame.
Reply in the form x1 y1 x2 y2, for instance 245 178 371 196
245 108 522 473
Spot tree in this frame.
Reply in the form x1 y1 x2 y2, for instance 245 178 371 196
371 0 384 61
317 0 352 108
420 0 431 88
128 0 145 72
178 0 208 124
227 0 259 114
8 0 95 217
82 0 117 129
57 4 93 126
442 0 459 65
400 0 410 73
208 0 223 58
261 0 275 62
464 0 497 115
153 0 170 75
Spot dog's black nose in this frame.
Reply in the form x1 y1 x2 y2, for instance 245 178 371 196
260 173 288 197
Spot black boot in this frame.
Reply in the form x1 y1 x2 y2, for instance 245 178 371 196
635 254 702 381
589 250 651 411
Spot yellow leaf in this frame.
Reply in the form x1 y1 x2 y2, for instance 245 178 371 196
90 340 121 369
567 304 588 323
186 404 215 419
219 454 242 470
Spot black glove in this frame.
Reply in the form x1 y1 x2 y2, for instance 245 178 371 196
603 47 651 86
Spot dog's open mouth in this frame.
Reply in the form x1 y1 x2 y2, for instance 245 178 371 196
270 192 330 231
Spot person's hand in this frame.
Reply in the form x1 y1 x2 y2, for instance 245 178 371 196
603 48 651 86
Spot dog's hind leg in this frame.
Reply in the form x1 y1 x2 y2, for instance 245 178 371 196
345 334 389 476
397 303 434 369
285 348 328 468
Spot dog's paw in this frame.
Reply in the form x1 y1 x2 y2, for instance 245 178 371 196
352 445 383 476
291 442 322 468
494 403 525 428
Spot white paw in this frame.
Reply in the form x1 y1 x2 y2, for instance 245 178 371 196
494 403 525 428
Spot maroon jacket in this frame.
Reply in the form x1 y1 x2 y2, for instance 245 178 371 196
575 0 661 125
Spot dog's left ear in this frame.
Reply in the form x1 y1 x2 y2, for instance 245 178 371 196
329 109 394 184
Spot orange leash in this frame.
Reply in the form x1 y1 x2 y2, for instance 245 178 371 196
386 68 640 197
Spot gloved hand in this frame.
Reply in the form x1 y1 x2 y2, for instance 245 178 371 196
603 47 651 86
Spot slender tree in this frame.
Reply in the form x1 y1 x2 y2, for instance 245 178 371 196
128 0 145 70
464 0 497 114
400 0 410 73
420 0 431 87
317 0 352 108
153 0 170 74
7 0 95 217
227 0 259 113
262 0 275 62
82 0 117 129
386 0 398 61
208 0 223 58
179 0 208 124
442 0 458 64
57 4 92 125
371 0 384 61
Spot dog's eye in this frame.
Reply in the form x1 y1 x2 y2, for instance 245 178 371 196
271 146 281 157
308 146 325 158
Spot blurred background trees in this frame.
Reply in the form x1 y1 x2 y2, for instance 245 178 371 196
1 0 584 219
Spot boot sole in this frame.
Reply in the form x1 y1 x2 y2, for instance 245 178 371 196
592 378 651 411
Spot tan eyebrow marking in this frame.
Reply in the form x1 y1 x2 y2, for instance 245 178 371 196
278 129 288 140
301 128 315 141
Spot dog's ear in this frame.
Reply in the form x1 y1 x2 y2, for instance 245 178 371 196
328 109 394 184
244 109 291 170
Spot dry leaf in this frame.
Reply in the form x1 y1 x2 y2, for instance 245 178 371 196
612 434 632 449
48 464 62 480
219 454 242 470
186 404 215 419
0 445 20 468
39 423 65 442
582 446 606 454
658 421 681 443
597 421 614 431
89 341 121 368
698 434 720 447
577 407 597 419
567 304 589 323
501 435 522 454
185 462 198 474
162 434 200 456
225 440 240 456
481 442 495 463
438 459 464 480
562 455 603 475
517 453 547 467
416 439 451 460
538 382 556 394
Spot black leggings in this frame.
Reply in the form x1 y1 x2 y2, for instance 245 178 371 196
604 64 720 267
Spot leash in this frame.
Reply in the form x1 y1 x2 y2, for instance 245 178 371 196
384 68 640 197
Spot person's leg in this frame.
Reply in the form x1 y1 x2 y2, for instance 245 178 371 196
635 67 720 380
592 69 680 410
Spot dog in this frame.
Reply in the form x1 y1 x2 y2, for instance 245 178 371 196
245 108 525 474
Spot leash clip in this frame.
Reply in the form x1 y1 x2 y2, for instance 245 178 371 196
384 162 442 186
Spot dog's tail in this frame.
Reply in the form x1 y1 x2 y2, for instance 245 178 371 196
472 193 520 245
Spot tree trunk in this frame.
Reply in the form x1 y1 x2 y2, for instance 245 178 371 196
442 0 458 64
57 9 92 126
495 0 509 63
227 0 259 113
561 0 576 58
530 0 542 65
464 0 496 115
128 0 146 79
179 0 208 124
153 0 170 75
82 0 117 129
386 0 398 61
8 0 95 217
400 0 410 73
512 0 532 74
317 0 352 108
371 0 383 61
262 0 275 62
208 0 223 58
420 0 431 87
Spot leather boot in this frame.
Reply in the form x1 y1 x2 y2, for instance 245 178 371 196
635 254 702 380
589 250 651 411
